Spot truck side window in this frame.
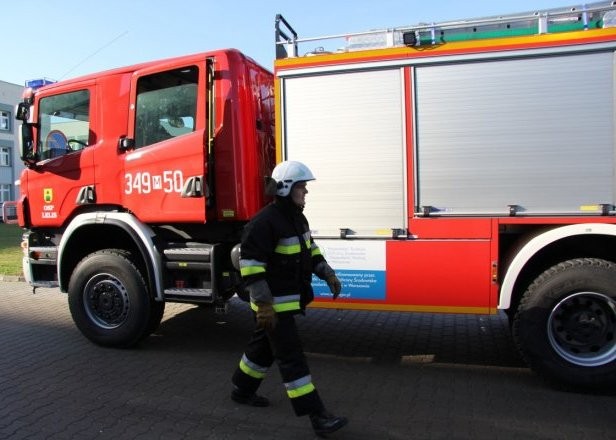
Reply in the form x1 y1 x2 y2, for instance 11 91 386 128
134 66 198 148
38 90 90 160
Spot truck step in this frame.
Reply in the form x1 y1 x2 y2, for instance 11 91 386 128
164 287 214 302
165 261 211 270
164 242 213 262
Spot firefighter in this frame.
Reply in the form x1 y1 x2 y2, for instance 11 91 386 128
230 160 348 436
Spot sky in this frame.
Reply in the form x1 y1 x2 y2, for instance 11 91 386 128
2 0 584 86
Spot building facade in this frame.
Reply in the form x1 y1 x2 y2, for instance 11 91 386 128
0 80 24 204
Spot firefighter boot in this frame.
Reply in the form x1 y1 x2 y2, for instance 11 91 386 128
231 387 270 407
309 410 348 436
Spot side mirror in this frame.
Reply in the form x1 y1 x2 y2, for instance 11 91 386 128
19 123 37 166
15 102 29 121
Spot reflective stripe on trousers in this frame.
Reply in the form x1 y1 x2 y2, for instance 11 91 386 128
239 353 269 379
284 374 316 398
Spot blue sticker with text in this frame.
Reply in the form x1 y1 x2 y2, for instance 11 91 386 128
313 270 385 301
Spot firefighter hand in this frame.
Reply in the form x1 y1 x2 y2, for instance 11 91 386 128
326 275 342 300
256 302 277 331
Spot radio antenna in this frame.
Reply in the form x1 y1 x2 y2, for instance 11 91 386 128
58 30 128 80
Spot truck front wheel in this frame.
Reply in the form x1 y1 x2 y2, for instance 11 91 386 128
68 249 155 347
513 258 616 392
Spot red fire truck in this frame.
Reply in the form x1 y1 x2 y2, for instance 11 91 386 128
13 2 616 391
14 50 275 344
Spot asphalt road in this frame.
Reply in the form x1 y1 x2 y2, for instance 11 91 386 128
0 280 614 439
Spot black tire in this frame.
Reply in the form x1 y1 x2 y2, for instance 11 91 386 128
68 249 155 347
512 258 616 392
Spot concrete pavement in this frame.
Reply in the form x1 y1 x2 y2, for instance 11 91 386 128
0 280 614 439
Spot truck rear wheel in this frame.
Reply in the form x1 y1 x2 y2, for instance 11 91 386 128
512 258 616 392
68 249 156 347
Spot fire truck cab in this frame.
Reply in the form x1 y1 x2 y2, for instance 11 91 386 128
15 50 275 347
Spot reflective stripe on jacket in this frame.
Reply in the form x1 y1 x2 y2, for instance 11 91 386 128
240 199 326 313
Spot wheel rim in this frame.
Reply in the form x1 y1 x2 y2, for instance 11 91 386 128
547 291 616 367
83 273 130 329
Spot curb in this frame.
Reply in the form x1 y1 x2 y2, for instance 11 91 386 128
0 275 26 282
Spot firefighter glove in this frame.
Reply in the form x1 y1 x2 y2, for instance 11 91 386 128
256 302 277 331
315 261 335 280
315 261 342 299
326 275 342 300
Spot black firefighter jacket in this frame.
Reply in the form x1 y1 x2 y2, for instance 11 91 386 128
239 198 327 314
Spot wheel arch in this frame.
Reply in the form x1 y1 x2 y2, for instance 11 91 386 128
58 212 162 299
500 223 616 310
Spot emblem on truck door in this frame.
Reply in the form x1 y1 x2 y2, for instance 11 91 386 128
43 188 53 203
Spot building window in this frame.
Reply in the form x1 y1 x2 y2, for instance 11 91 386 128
0 111 9 131
0 184 10 203
0 147 10 166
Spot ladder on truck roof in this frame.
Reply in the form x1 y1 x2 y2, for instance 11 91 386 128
275 1 616 59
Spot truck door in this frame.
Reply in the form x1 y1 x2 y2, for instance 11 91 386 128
25 84 96 227
123 62 207 223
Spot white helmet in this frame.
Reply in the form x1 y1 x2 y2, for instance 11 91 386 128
271 160 315 197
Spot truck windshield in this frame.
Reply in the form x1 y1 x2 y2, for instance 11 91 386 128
38 90 90 160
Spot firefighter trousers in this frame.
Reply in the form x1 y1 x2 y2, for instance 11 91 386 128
231 312 325 416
